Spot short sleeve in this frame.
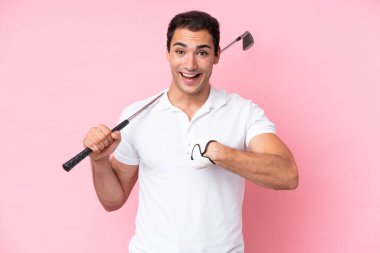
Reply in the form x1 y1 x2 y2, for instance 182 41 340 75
113 107 140 165
245 103 276 147
114 135 139 165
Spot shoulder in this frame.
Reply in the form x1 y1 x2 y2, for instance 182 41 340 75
211 86 260 111
212 86 274 126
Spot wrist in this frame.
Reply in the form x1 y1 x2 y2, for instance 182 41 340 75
204 141 227 163
91 156 111 171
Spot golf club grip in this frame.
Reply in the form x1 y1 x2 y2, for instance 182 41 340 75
111 119 129 132
63 147 92 172
62 119 130 172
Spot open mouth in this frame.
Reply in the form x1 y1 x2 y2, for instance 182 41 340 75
180 72 201 81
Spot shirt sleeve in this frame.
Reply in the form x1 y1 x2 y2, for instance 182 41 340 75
113 107 140 165
114 135 139 165
245 103 276 147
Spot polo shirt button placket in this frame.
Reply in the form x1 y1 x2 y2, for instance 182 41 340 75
175 110 191 153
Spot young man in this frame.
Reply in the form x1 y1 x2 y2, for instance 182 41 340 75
84 10 298 253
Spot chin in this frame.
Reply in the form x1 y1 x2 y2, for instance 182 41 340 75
180 84 205 95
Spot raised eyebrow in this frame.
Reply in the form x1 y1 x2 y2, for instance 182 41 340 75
172 42 211 50
196 44 212 50
173 42 187 48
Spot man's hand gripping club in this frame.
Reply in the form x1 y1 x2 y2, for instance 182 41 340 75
83 124 121 161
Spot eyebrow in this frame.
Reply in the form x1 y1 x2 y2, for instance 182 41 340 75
173 42 211 50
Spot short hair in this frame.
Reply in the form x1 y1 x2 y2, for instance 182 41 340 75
167 10 220 56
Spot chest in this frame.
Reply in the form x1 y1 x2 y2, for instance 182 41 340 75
132 107 247 169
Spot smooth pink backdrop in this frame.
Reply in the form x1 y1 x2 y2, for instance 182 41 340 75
1 0 379 252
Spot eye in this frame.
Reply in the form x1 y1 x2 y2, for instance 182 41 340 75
198 51 209 56
175 49 185 55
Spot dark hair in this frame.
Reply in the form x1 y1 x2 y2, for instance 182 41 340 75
167 10 220 56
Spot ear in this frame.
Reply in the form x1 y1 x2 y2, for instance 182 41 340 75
213 47 221 64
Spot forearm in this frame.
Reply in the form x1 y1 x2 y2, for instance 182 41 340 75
91 157 125 211
208 143 298 190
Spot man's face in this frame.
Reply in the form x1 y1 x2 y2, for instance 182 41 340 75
166 28 220 96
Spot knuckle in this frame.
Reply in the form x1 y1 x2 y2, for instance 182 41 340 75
89 143 99 152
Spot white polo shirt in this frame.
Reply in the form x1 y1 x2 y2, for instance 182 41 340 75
114 86 276 253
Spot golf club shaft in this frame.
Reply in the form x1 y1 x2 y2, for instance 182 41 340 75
63 31 252 172
62 92 163 172
221 37 241 52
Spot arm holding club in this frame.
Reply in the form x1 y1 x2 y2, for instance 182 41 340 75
204 133 299 190
84 125 138 211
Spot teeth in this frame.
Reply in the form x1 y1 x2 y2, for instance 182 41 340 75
181 73 198 78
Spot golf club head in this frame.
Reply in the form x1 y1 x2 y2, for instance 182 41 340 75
241 31 254 51
221 31 254 52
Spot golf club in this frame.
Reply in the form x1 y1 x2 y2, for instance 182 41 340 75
62 30 254 172
221 31 254 52
62 92 164 172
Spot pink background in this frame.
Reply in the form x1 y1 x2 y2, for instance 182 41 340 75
1 0 379 252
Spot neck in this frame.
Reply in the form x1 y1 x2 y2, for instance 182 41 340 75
167 84 211 120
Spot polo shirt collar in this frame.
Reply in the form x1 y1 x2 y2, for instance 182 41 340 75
204 86 227 109
153 86 227 111
152 88 171 110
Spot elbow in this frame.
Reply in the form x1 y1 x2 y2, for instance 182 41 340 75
101 197 125 212
102 202 123 212
274 176 298 190
286 164 299 190
275 164 299 190
286 172 299 190
103 205 121 212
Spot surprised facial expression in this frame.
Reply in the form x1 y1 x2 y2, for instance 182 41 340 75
167 28 220 96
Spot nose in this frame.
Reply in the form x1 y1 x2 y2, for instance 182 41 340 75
183 53 198 71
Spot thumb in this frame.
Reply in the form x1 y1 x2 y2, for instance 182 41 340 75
109 131 122 148
89 131 122 161
111 131 121 142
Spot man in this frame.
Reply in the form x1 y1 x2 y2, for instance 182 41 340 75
84 10 298 253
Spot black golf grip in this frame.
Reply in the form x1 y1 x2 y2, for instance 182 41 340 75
62 147 92 172
62 119 130 172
